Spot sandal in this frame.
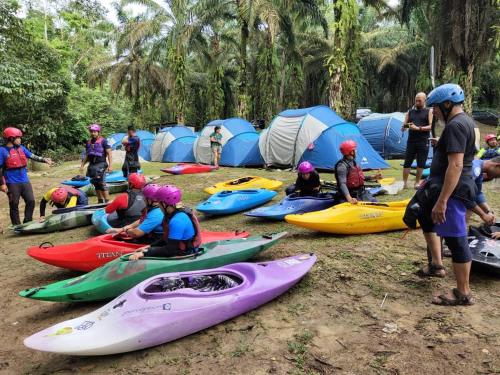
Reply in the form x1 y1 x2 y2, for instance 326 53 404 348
432 288 475 306
417 263 446 278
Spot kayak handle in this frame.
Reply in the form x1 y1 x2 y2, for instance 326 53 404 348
24 287 44 297
39 242 54 249
358 202 389 207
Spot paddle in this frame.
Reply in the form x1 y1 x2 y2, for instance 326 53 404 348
52 202 109 215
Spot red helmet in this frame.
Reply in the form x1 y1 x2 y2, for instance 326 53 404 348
3 127 23 139
128 173 146 189
51 188 68 204
340 140 357 156
485 134 497 143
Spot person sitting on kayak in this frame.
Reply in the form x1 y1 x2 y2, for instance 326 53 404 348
476 134 500 160
334 140 382 204
103 173 147 232
285 161 321 197
467 156 500 221
39 186 89 222
130 185 201 260
115 184 164 243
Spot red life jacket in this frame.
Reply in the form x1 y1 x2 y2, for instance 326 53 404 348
63 186 82 196
162 208 202 252
335 159 365 190
5 146 28 169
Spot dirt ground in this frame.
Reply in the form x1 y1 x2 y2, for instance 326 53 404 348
1 138 499 374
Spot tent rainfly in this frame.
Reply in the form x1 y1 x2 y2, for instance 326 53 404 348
150 126 197 162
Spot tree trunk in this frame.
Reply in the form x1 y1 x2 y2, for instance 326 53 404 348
278 50 286 112
237 2 249 118
329 67 342 114
463 63 474 114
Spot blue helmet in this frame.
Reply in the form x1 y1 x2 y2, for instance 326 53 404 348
426 83 464 106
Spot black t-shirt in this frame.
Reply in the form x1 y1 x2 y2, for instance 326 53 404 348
429 112 476 178
295 170 320 195
407 108 431 144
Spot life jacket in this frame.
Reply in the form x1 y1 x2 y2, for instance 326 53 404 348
162 208 202 252
335 159 365 190
51 186 83 208
4 146 28 169
115 190 146 222
86 137 105 158
480 147 500 160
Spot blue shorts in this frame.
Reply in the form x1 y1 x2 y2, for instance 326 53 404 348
435 198 467 237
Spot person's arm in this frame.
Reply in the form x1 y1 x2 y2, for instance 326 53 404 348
402 113 410 131
80 154 88 173
25 147 53 166
125 227 145 238
478 202 491 214
419 109 433 132
470 205 495 225
0 155 6 192
492 232 500 239
336 163 356 203
105 193 128 214
209 135 216 143
39 197 48 218
106 147 112 172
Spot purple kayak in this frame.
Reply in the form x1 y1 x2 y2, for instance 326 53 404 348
24 254 316 355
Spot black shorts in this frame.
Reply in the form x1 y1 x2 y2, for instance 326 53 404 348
403 142 429 169
87 162 108 191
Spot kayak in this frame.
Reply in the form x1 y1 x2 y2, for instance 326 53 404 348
245 193 336 221
410 168 430 178
23 252 315 355
161 163 217 175
285 200 410 234
13 209 98 235
27 230 250 272
79 181 129 196
52 203 108 215
20 232 287 302
91 209 139 234
469 224 500 272
377 177 395 186
204 176 283 195
62 171 131 187
196 189 277 215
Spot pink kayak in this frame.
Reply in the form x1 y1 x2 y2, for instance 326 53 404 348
161 163 217 175
24 253 316 355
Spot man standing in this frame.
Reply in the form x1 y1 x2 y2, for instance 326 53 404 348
80 124 112 203
0 127 53 225
121 125 141 177
402 93 433 189
209 126 222 168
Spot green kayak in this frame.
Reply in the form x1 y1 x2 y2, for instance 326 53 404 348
79 181 129 196
19 232 287 302
13 210 95 234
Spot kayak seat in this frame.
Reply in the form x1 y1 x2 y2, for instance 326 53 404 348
143 274 242 294
229 177 254 185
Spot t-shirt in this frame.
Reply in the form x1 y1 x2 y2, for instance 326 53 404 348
210 132 222 146
0 145 33 184
295 170 321 196
138 207 164 233
407 108 431 144
429 112 476 178
168 212 195 241
105 192 129 213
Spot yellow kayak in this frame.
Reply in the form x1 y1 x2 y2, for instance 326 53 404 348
285 199 410 234
377 177 395 185
204 176 283 195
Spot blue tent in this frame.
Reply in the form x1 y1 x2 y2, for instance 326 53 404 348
107 130 155 161
357 113 407 159
150 126 196 162
107 133 126 150
194 118 263 166
259 105 388 170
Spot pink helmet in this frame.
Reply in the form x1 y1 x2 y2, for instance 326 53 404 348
485 134 497 143
88 123 101 132
3 127 23 139
297 161 314 174
155 185 182 206
143 184 161 200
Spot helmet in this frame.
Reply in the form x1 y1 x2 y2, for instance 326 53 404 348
128 173 146 189
3 127 23 139
155 185 182 206
297 161 314 174
340 140 357 156
143 184 161 200
426 83 464 106
51 188 68 204
485 134 497 143
88 123 101 132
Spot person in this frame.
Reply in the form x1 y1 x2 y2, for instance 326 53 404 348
121 125 141 177
209 126 222 168
39 186 88 222
334 140 382 204
469 156 500 218
104 172 147 232
130 185 201 260
408 83 495 306
80 124 112 204
114 183 163 243
402 93 433 189
476 134 500 160
285 161 321 196
0 127 53 225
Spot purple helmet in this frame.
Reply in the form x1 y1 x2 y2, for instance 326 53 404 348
297 161 314 174
88 123 101 132
155 185 182 206
143 184 161 200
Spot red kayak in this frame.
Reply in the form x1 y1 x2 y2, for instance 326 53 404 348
27 230 249 272
161 163 217 175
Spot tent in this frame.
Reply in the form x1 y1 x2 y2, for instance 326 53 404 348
259 105 388 170
107 130 155 161
150 126 197 162
194 118 263 166
357 112 407 159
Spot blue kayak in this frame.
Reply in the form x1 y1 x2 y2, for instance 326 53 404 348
62 170 143 187
196 189 277 215
244 193 336 220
